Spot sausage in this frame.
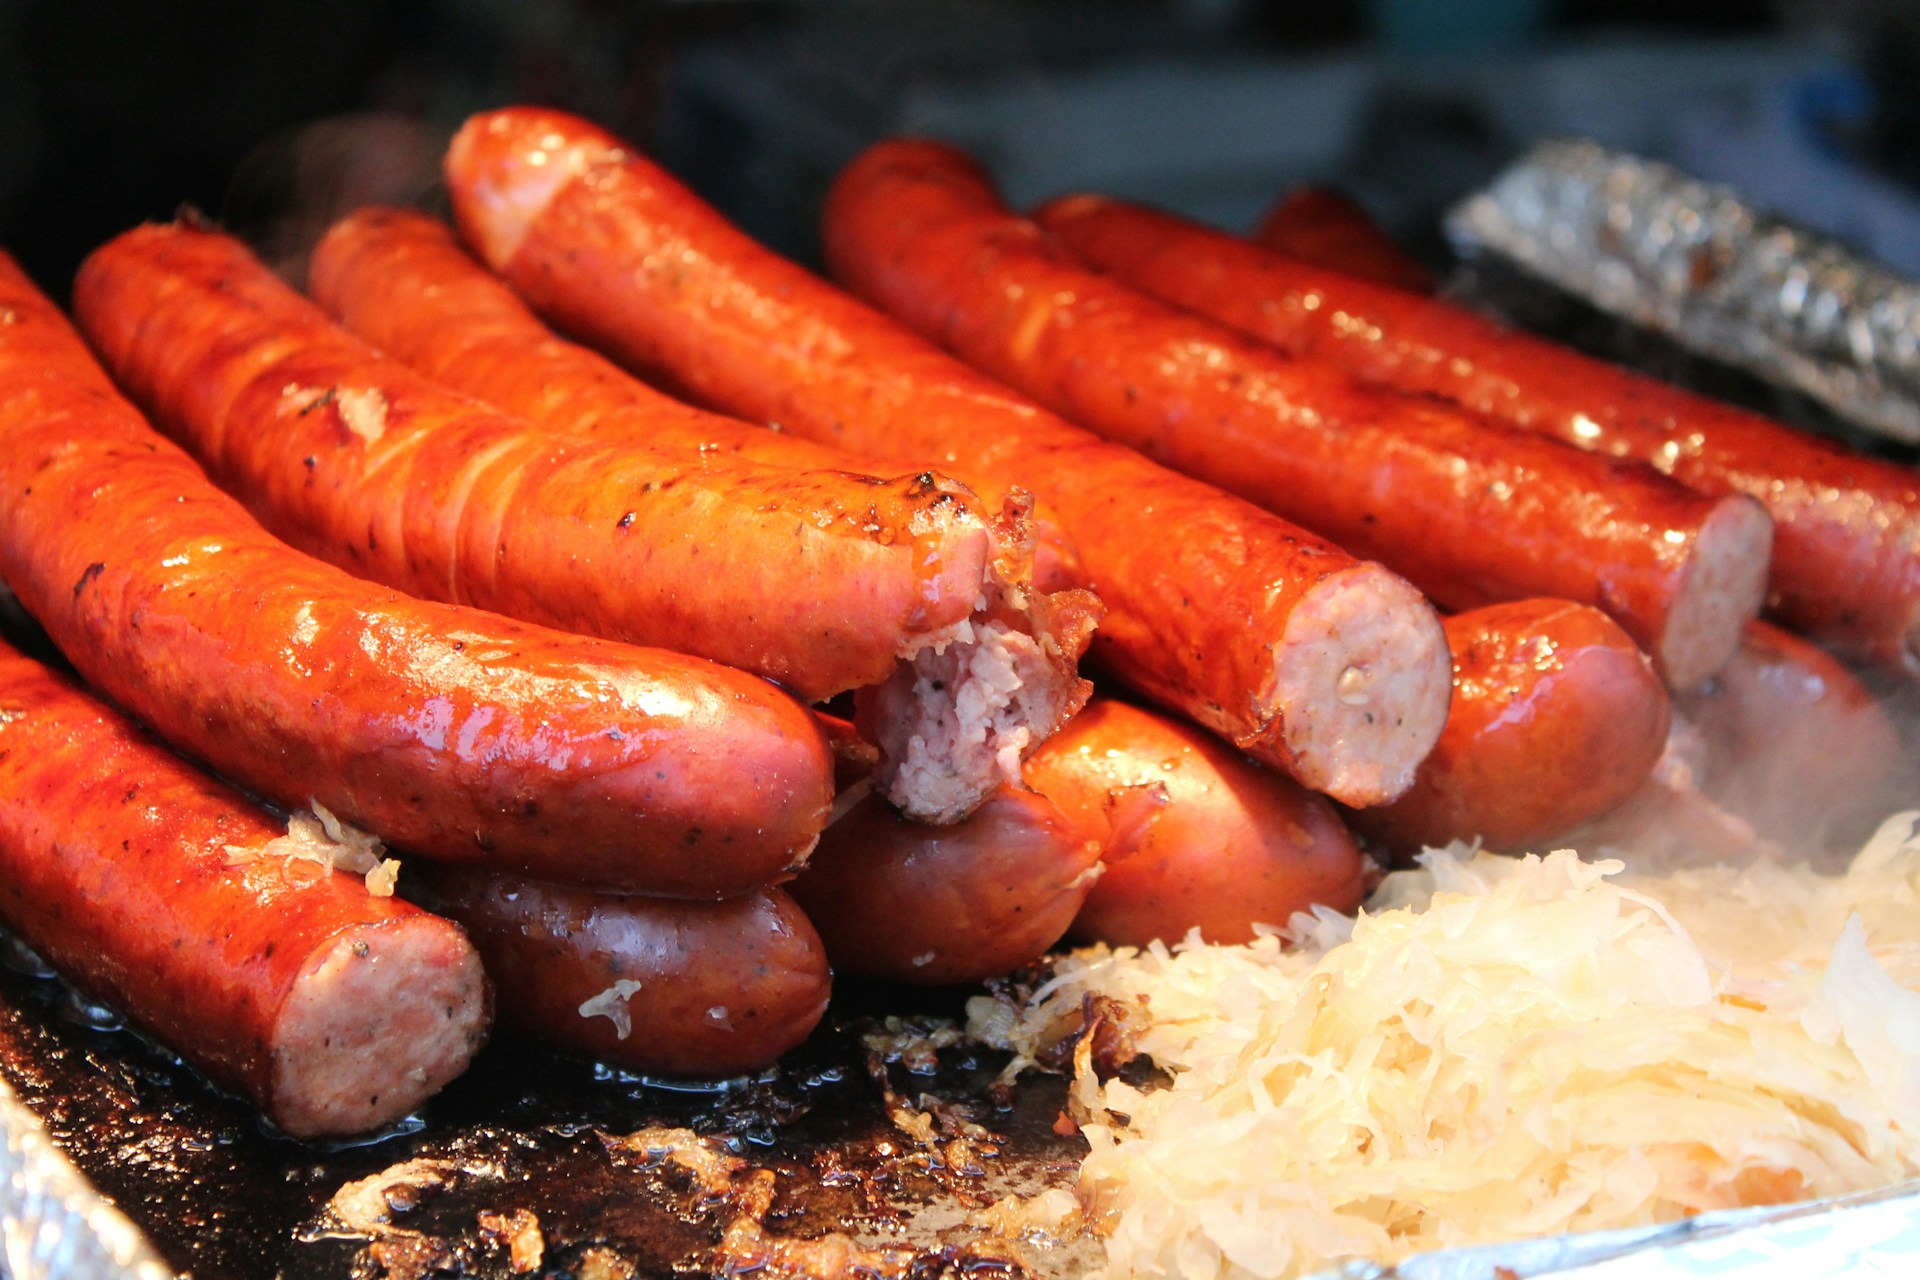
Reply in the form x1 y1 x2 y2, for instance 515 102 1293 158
789 779 1102 985
1676 620 1907 850
1034 192 1920 674
0 248 831 897
443 106 1453 809
78 220 1089 828
1018 699 1371 947
1251 185 1436 293
0 635 491 1139
835 148 1770 691
1348 599 1672 855
408 869 830 1078
306 206 1089 597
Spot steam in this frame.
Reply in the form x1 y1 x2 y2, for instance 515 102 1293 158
220 110 450 285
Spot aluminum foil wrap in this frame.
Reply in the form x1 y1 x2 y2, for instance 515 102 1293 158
1446 137 1920 443
0 1076 172 1280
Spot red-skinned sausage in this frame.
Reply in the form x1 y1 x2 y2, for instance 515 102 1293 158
1349 599 1673 855
1251 185 1436 294
0 249 830 898
1035 193 1920 674
1677 620 1906 850
408 869 830 1077
790 779 1103 986
1019 699 1372 947
78 221 1088 825
0 635 490 1139
443 106 1453 809
306 206 1090 597
831 144 1771 691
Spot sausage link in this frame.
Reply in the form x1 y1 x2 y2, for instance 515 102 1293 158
443 106 1453 808
1348 599 1672 855
1020 699 1371 947
307 206 1089 597
791 715 1103 984
1251 185 1436 293
76 221 997 706
836 152 1769 691
1036 193 1920 673
0 635 490 1139
409 869 830 1078
0 248 831 897
1677 620 1907 850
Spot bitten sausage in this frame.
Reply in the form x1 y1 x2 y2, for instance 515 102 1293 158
791 717 1103 984
1035 193 1920 674
1251 185 1436 293
0 248 831 897
0 636 490 1139
443 106 1453 808
306 206 1089 597
832 147 1770 691
1020 699 1372 947
408 869 830 1077
1348 599 1672 855
78 220 1088 828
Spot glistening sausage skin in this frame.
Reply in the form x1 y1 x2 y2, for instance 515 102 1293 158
442 106 1453 808
0 249 832 898
0 636 490 1139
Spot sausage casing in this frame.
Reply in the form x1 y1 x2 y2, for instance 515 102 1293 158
0 248 831 898
443 106 1453 808
838 155 1769 692
1037 192 1920 673
410 869 830 1078
1349 599 1673 855
0 636 490 1139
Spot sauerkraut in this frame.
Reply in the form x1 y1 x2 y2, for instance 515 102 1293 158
968 813 1920 1280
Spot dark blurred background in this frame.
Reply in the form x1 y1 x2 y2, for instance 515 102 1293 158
3 0 1919 297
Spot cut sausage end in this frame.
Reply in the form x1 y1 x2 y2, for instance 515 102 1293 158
268 917 491 1139
1264 565 1452 807
446 109 618 271
860 615 1091 824
1658 495 1773 692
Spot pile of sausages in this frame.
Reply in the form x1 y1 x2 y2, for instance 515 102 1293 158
1 103 1912 1141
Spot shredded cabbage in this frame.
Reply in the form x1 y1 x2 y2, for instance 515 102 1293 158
970 814 1920 1280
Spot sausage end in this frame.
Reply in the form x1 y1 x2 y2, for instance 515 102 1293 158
1659 494 1773 691
1264 565 1452 807
268 917 491 1139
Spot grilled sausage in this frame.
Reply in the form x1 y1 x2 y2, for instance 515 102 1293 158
78 220 1089 827
1677 620 1907 850
306 206 1089 597
831 148 1770 691
1251 185 1436 293
409 869 830 1077
1034 193 1920 674
1020 699 1371 947
0 635 490 1139
1348 599 1672 855
0 248 831 897
790 778 1102 985
443 106 1453 808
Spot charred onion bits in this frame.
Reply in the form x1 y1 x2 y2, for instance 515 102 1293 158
443 105 1453 809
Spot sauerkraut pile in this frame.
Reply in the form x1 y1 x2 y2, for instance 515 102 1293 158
967 814 1920 1280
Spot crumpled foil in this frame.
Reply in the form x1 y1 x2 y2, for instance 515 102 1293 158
1446 137 1920 444
1 1075 174 1280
